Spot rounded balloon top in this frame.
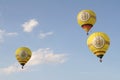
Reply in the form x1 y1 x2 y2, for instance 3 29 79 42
15 47 32 56
77 10 96 26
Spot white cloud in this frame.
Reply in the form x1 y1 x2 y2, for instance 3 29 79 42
22 19 38 32
39 31 54 39
27 48 67 66
0 48 67 74
0 63 26 75
0 29 18 43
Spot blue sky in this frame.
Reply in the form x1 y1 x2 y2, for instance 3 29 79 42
0 0 120 80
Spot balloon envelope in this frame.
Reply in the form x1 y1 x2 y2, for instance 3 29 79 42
77 10 96 34
15 47 32 69
87 32 110 62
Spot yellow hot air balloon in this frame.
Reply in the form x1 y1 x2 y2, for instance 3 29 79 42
87 32 110 62
15 47 32 69
77 10 96 35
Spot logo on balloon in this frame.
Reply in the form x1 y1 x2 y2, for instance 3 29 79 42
92 36 105 48
80 11 90 21
20 51 28 59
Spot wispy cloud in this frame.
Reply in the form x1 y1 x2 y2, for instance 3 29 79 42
0 63 24 74
27 48 67 66
0 29 18 43
39 31 54 39
0 48 67 74
22 19 39 32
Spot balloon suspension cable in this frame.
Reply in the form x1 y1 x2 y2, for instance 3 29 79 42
99 58 102 63
22 66 24 69
87 32 89 35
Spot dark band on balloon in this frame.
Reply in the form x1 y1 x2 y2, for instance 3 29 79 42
94 51 106 54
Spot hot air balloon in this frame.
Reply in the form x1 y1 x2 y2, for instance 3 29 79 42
87 32 110 62
77 10 96 35
15 47 32 69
